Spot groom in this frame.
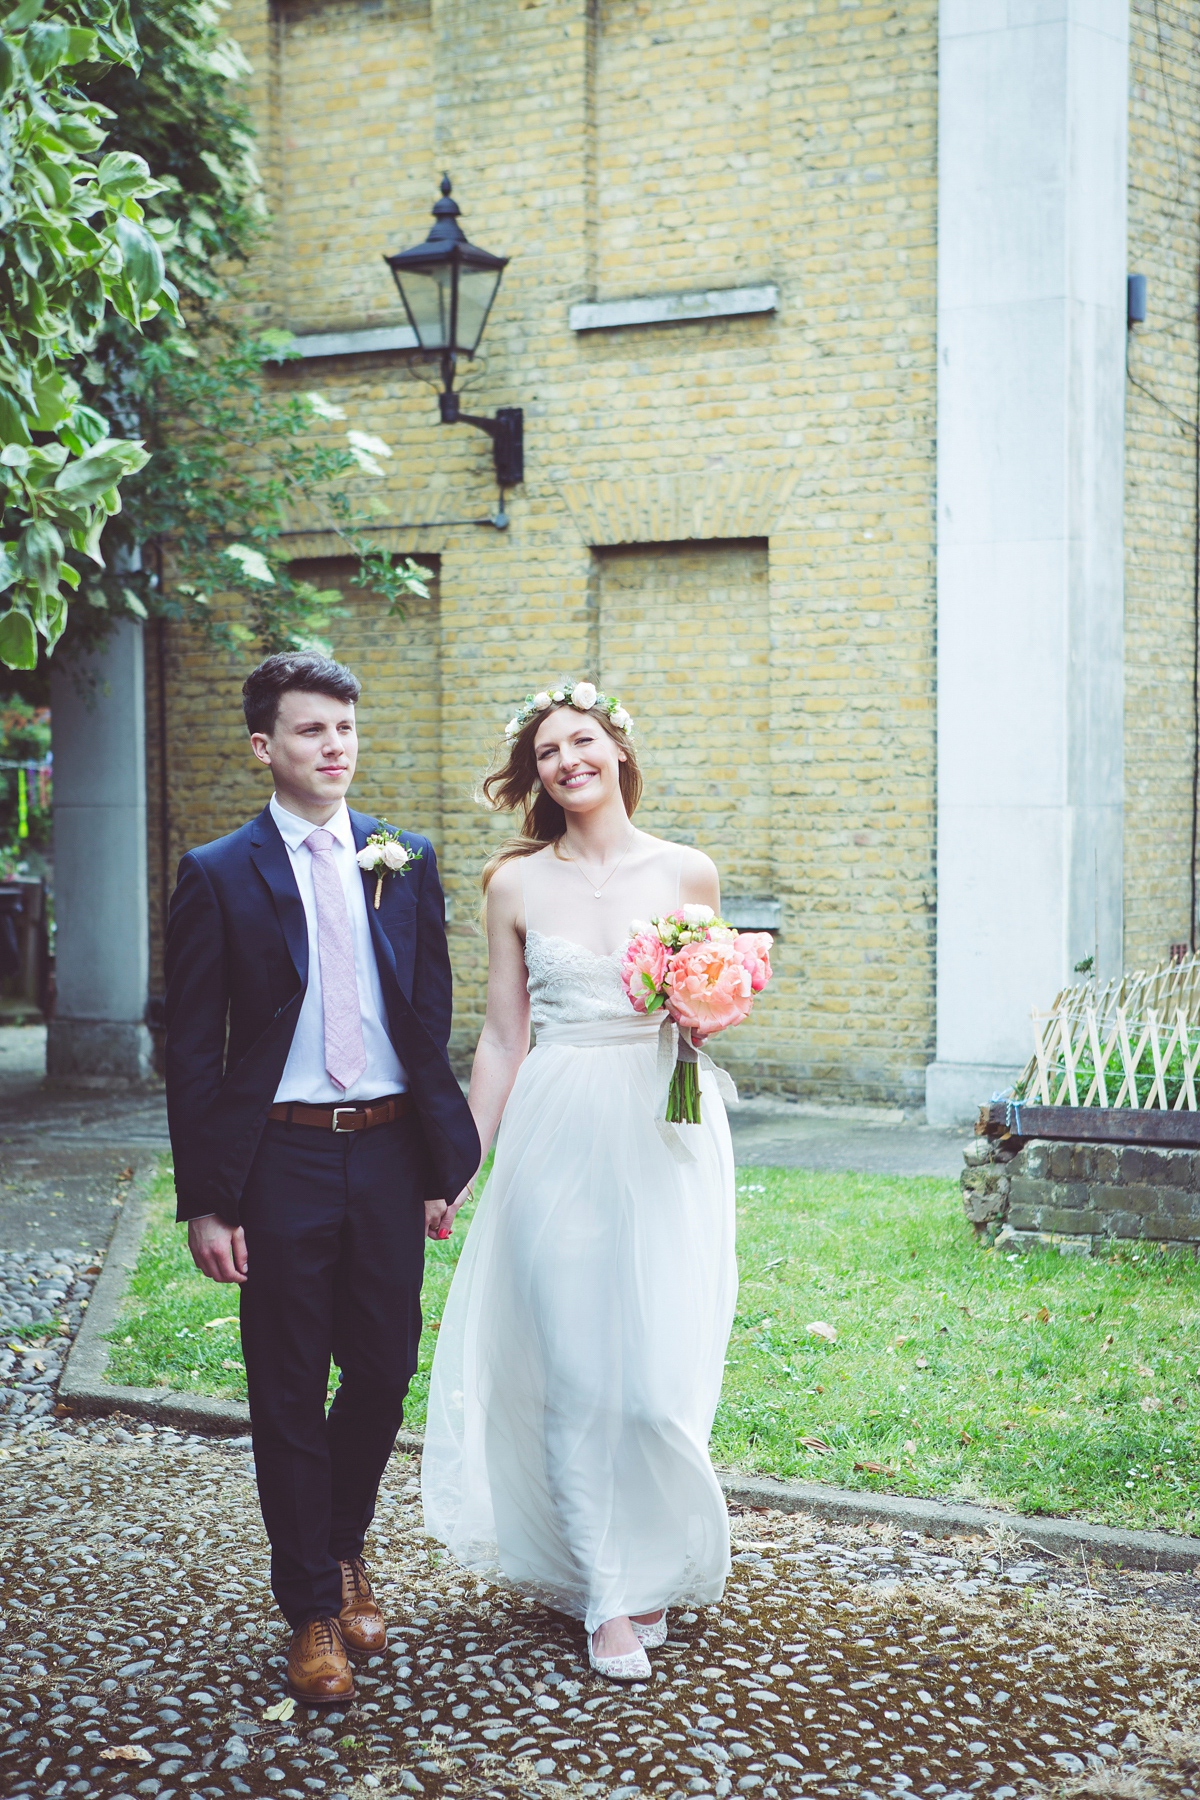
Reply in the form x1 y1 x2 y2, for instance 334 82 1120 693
165 650 479 1704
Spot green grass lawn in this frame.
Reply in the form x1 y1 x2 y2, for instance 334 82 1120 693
106 1158 1200 1535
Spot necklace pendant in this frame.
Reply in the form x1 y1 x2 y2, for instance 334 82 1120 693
594 890 603 898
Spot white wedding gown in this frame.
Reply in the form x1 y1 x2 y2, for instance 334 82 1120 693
422 848 738 1632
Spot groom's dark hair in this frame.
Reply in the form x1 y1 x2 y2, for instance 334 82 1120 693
242 651 362 737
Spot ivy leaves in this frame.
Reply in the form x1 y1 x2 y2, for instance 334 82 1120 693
0 0 175 666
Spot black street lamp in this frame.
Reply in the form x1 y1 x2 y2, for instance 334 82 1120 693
384 176 524 489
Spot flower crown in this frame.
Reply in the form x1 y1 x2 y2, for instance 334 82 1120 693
504 679 633 743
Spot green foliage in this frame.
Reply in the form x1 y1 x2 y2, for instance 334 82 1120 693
88 327 432 654
70 0 429 654
3 0 428 673
0 0 178 665
108 1157 1200 1535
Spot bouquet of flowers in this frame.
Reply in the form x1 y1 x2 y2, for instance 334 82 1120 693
620 905 774 1123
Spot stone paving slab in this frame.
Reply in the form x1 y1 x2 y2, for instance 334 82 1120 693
725 1103 972 1182
2 1417 1199 1800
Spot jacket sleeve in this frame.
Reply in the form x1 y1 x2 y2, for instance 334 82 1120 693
164 851 233 1223
408 838 454 1053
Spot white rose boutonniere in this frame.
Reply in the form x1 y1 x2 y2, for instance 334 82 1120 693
356 824 423 908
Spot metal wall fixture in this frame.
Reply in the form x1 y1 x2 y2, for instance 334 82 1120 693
384 176 523 489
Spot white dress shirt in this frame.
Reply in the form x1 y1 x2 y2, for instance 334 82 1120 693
270 793 407 1103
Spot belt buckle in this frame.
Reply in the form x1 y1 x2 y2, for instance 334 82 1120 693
331 1106 363 1133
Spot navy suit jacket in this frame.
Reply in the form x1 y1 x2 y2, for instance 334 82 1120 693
164 803 480 1226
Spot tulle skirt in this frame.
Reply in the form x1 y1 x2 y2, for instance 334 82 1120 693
421 1020 738 1632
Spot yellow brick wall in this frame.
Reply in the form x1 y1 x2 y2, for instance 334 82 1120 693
1123 0 1200 972
155 0 941 1103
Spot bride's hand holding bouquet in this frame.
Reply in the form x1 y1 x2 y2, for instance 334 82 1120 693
621 905 774 1121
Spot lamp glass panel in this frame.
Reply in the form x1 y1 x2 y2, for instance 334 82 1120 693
455 265 504 355
395 265 453 350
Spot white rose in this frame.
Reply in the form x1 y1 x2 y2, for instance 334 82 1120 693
504 717 520 738
681 903 715 926
356 845 384 871
551 689 565 703
533 691 553 711
610 706 632 733
629 918 651 937
381 841 411 871
570 681 598 710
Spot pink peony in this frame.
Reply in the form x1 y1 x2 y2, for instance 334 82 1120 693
621 931 669 1012
734 931 773 993
665 938 753 1035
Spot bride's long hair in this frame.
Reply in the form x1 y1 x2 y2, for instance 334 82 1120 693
480 700 643 905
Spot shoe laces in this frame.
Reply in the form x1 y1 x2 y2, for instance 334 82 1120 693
309 1616 345 1657
340 1555 371 1601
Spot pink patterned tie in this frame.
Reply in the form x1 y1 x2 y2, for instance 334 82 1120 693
304 829 367 1092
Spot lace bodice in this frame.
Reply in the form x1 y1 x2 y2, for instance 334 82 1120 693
524 930 634 1030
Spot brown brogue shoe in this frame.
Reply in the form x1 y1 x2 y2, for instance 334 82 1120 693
337 1555 387 1657
286 1616 354 1706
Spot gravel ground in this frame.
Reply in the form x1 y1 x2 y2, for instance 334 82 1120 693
2 1413 1199 1800
0 1243 103 1426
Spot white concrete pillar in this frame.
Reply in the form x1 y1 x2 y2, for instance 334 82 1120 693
48 619 152 1081
926 0 1128 1127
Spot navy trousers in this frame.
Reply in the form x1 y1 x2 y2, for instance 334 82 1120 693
238 1113 425 1627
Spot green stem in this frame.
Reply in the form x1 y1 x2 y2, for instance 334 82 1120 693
666 1057 701 1124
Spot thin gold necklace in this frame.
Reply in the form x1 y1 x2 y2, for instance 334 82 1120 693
564 831 637 899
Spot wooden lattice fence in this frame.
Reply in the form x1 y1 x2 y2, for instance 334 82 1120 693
1016 952 1200 1111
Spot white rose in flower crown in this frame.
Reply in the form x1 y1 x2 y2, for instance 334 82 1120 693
551 688 565 703
356 845 384 871
380 840 411 872
681 903 716 926
533 691 553 711
505 716 520 738
610 706 632 733
570 681 598 710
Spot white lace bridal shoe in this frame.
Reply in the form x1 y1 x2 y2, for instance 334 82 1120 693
588 1630 651 1683
631 1610 668 1649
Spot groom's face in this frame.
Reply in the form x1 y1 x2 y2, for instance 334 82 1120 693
251 688 358 814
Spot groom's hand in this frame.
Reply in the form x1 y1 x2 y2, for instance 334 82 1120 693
188 1214 249 1284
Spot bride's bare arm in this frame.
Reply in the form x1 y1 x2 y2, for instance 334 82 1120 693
678 845 721 914
439 862 530 1232
678 845 722 1046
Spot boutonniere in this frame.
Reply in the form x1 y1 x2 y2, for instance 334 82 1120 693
355 825 423 909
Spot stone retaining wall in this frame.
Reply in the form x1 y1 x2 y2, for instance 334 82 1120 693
960 1136 1200 1256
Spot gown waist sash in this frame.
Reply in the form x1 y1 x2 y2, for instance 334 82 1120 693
533 1015 663 1049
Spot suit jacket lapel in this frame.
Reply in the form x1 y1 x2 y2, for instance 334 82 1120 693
350 810 403 980
249 805 308 987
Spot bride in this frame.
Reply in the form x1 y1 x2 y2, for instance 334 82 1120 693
421 681 738 1680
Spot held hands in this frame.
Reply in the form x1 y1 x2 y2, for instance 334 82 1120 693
424 1185 473 1241
187 1214 248 1284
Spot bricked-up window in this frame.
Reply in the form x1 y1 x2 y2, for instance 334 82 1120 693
271 0 433 336
595 540 770 899
288 557 442 847
595 0 770 294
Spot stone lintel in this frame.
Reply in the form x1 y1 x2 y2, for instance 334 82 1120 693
569 284 778 332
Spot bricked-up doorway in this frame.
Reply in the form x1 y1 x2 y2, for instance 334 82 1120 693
593 538 777 1085
594 539 771 897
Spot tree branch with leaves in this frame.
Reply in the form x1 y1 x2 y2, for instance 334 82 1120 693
0 0 177 668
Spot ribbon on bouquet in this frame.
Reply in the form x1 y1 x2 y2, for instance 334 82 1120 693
653 1017 738 1164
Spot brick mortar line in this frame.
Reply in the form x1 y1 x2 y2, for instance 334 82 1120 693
57 1173 1200 1574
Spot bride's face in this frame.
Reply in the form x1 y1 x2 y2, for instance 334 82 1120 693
532 708 626 814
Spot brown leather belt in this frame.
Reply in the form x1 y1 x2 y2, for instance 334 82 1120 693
268 1093 412 1133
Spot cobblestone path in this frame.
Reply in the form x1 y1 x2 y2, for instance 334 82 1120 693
2 1417 1199 1800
